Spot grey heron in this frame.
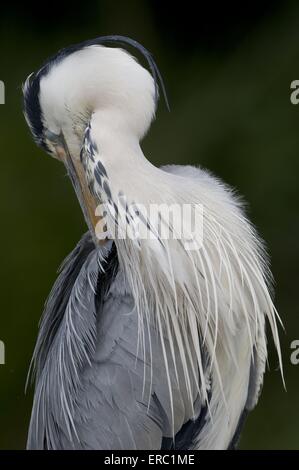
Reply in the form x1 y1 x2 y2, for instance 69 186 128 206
23 35 283 450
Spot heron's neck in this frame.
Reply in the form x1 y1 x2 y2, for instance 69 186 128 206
90 112 164 206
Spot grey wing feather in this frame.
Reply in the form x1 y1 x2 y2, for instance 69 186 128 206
71 269 202 449
28 234 103 448
28 232 95 383
28 233 203 450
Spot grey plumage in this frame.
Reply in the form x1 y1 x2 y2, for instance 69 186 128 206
27 232 203 449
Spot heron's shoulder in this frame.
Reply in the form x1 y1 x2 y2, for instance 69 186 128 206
161 164 229 188
161 164 204 179
161 164 228 189
161 164 243 210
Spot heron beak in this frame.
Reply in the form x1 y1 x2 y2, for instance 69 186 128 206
54 137 103 245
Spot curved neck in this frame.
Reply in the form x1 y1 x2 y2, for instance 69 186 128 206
90 111 160 200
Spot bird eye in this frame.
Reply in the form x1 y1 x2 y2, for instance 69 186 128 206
44 130 62 144
44 130 66 161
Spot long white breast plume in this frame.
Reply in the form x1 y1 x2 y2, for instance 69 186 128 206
81 115 283 448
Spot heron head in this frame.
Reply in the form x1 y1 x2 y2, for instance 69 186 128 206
23 36 166 239
23 37 160 154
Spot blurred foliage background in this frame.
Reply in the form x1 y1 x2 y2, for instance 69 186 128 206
0 0 298 449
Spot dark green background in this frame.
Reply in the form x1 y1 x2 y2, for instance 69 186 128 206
0 0 298 449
